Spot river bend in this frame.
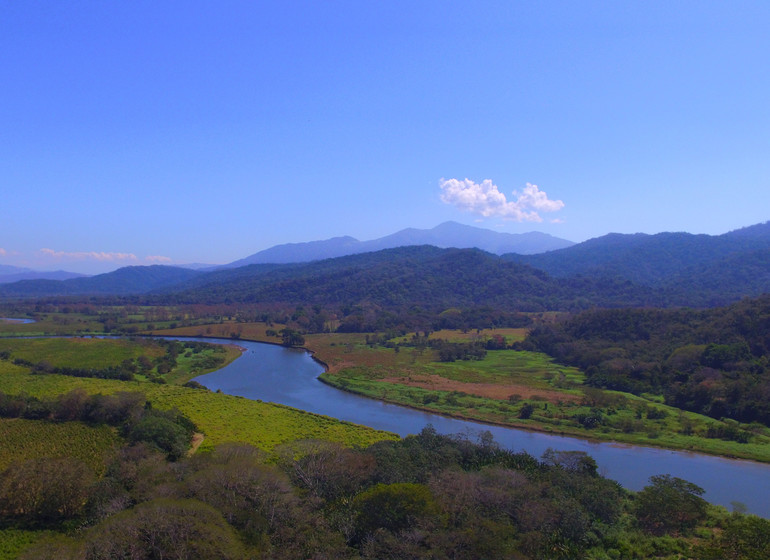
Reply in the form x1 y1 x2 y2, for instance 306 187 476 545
188 338 770 517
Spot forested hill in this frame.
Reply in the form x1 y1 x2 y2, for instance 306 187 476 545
507 221 770 290
159 246 657 310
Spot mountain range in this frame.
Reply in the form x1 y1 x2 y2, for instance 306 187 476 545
224 221 575 267
0 265 85 284
1 221 769 310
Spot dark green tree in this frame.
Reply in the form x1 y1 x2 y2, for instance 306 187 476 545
634 474 707 535
280 328 305 347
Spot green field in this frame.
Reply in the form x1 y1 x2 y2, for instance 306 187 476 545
0 336 242 386
0 356 396 454
0 418 121 474
0 312 117 337
0 337 165 369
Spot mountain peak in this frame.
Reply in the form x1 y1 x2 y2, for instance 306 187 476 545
226 223 575 266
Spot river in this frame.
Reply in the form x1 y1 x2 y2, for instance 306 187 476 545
0 317 35 324
186 338 769 516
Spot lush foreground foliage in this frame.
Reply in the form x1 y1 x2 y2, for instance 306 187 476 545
2 426 769 559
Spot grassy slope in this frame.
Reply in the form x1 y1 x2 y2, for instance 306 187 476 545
0 360 396 454
0 529 48 560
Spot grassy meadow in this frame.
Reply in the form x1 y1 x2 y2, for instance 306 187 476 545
0 337 166 369
0 418 121 474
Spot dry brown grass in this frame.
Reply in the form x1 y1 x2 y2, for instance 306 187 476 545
380 373 578 403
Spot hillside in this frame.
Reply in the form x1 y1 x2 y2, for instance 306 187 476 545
508 221 770 288
162 246 656 311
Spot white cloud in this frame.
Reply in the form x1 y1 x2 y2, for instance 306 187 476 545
0 248 6 256
39 248 139 262
145 255 172 263
439 178 564 222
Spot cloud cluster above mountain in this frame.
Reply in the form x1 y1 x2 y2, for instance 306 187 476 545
439 178 564 222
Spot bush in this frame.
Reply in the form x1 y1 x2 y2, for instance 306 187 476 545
519 403 534 419
128 414 190 460
351 483 438 543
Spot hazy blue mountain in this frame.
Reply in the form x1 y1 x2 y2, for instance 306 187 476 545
227 236 361 268
363 222 575 255
225 222 575 267
0 265 32 275
0 266 202 297
0 270 87 284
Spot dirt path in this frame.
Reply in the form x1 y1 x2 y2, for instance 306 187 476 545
188 433 205 455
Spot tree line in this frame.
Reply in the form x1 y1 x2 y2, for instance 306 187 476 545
520 295 770 428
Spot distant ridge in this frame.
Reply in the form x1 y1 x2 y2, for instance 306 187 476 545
0 265 202 297
0 269 87 284
225 221 575 267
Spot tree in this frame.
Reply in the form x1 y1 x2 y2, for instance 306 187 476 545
81 499 246 560
634 474 707 535
696 514 770 560
280 328 305 347
128 414 190 460
351 483 438 543
0 457 95 524
276 439 375 501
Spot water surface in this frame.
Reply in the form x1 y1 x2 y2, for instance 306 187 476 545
192 338 770 517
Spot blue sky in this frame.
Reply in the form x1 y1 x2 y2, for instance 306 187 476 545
2 1 769 274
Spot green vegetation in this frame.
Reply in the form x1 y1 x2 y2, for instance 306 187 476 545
0 529 45 560
0 337 164 369
0 341 396 453
320 336 770 462
0 418 121 473
4 427 768 559
523 296 770 427
0 299 769 556
0 336 240 385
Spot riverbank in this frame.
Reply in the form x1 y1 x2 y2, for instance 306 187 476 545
319 371 770 464
150 325 770 464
